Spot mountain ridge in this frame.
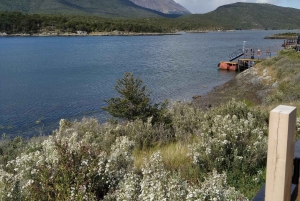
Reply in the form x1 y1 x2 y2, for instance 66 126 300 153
179 2 300 30
129 0 190 15
0 0 188 18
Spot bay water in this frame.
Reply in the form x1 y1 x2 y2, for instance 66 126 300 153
0 30 294 138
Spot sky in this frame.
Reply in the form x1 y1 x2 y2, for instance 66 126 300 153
174 0 300 14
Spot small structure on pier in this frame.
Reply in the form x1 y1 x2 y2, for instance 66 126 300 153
282 36 300 51
218 45 279 71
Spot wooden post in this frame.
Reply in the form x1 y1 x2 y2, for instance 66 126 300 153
265 105 296 201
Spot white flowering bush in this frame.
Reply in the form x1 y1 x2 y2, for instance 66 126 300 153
208 99 268 128
186 170 248 201
186 100 268 198
104 152 246 201
104 151 188 201
0 119 135 200
189 112 268 174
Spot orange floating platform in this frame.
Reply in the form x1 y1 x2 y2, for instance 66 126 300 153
218 61 238 71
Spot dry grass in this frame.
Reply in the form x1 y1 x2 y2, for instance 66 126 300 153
133 141 202 183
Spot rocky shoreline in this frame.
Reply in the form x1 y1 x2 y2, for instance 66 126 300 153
192 64 276 110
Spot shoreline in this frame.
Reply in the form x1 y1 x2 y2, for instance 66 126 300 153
0 31 181 37
192 67 265 110
264 36 298 39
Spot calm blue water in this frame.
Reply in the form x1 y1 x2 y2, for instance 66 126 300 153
0 30 294 138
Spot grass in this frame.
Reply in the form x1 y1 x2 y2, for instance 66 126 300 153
271 32 300 38
133 142 202 183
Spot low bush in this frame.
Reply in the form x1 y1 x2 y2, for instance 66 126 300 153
0 100 273 200
104 152 247 201
0 135 27 171
188 100 268 198
0 119 135 200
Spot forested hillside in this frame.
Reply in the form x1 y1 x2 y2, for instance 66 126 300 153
180 2 300 30
0 12 174 34
0 0 174 18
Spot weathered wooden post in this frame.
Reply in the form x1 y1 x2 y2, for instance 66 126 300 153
265 105 297 201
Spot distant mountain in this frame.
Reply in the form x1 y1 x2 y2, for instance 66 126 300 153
179 2 300 30
129 0 190 15
0 0 183 18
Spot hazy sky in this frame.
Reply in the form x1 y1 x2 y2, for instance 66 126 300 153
174 0 300 14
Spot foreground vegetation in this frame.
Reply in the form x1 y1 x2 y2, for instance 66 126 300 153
0 49 300 200
0 100 268 200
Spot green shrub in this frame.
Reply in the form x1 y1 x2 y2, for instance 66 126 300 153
168 102 205 142
0 135 27 171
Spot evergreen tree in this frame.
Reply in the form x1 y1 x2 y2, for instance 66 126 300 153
103 73 170 124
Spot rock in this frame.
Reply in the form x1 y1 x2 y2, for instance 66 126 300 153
263 69 267 76
272 81 278 88
192 95 201 99
257 89 271 99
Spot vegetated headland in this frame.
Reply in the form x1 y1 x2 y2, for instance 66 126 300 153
264 32 300 39
1 45 300 200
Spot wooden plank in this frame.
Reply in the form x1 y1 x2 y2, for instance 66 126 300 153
265 105 296 201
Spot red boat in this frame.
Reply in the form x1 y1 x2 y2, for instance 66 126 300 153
218 61 238 71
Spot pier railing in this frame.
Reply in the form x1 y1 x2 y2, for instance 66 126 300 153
253 105 299 201
282 39 297 48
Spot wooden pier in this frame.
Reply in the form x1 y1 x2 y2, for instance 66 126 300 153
237 58 258 71
282 38 300 51
219 45 280 71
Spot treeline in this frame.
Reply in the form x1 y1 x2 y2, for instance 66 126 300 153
0 11 224 35
0 11 178 34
